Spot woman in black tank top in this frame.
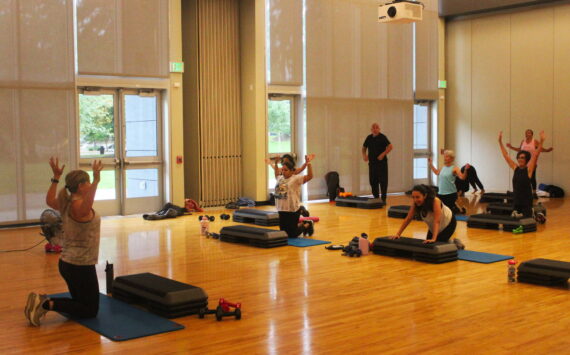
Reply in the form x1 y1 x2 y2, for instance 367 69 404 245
498 131 545 217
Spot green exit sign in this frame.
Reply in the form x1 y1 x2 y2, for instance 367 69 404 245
170 62 184 73
438 80 447 89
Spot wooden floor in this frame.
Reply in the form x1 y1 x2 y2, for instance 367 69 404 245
1 194 569 354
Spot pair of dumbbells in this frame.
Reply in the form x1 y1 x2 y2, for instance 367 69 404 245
220 213 231 220
198 215 215 222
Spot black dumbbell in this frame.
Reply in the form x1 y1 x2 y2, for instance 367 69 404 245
198 307 217 319
220 213 230 220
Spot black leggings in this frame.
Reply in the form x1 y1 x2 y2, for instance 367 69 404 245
426 216 457 243
52 259 99 318
278 211 302 238
438 193 459 213
530 166 537 191
456 165 484 192
369 160 388 200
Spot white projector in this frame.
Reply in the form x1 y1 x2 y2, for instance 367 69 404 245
378 1 423 24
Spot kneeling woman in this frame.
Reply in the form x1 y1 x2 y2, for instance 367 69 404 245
391 185 461 247
274 155 314 237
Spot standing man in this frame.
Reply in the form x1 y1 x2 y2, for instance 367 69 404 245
362 123 393 203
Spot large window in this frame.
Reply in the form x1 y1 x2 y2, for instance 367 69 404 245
413 102 432 185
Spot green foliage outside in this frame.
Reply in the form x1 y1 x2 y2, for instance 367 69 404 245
268 100 292 153
79 95 115 151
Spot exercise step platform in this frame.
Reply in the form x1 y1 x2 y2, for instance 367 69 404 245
517 258 570 287
467 213 537 232
387 205 421 220
219 225 288 248
480 192 513 203
233 209 280 226
112 272 208 318
372 236 458 264
336 196 384 209
486 202 546 216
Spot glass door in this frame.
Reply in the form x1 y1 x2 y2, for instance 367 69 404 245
121 90 163 215
78 89 163 216
78 90 121 215
267 95 295 191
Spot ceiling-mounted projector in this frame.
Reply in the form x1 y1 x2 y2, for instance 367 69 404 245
378 0 423 24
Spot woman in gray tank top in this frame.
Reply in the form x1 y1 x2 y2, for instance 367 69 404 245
25 157 103 327
391 185 464 248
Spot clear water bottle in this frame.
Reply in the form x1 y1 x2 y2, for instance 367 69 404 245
200 216 210 236
508 259 517 283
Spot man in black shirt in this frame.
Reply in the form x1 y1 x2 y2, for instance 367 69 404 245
362 123 393 202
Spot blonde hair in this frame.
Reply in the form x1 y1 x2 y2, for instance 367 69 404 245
443 150 455 159
57 170 90 212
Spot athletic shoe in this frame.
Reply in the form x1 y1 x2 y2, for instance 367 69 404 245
28 293 49 326
298 206 310 217
512 225 524 234
453 238 465 250
302 220 314 237
24 292 36 324
511 211 523 219
535 212 546 224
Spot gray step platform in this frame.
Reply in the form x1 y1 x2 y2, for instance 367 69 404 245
387 205 421 220
233 209 280 226
486 202 546 216
220 225 288 248
467 213 537 232
112 273 208 318
480 192 514 203
336 196 384 209
372 236 458 264
517 258 570 286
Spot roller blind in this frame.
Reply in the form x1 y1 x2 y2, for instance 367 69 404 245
268 0 303 86
77 0 169 77
306 0 414 199
0 0 75 223
415 0 439 100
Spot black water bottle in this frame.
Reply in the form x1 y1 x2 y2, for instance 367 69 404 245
105 261 114 295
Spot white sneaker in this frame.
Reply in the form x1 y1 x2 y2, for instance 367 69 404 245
27 293 49 326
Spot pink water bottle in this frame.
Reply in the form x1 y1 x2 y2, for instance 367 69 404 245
508 259 517 283
200 216 210 236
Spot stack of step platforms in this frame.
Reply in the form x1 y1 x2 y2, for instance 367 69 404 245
387 205 421 220
335 196 384 209
480 192 514 203
467 214 537 232
372 236 458 263
232 209 280 226
112 273 208 318
486 202 546 216
518 258 570 286
219 225 288 248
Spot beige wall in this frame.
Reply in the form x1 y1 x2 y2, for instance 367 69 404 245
446 4 570 192
169 0 185 206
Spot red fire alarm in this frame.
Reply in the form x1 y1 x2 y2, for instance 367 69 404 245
176 155 183 164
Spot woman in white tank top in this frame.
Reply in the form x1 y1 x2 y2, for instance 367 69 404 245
391 185 463 248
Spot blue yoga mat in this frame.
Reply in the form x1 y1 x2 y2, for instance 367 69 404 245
455 215 468 221
288 238 331 247
50 292 184 341
458 250 513 264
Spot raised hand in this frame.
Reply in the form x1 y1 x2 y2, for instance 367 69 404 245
92 160 103 182
498 131 503 143
506 143 513 149
539 130 546 142
305 154 315 163
49 157 65 179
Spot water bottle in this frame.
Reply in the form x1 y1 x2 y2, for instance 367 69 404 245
200 216 210 236
508 259 517 283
